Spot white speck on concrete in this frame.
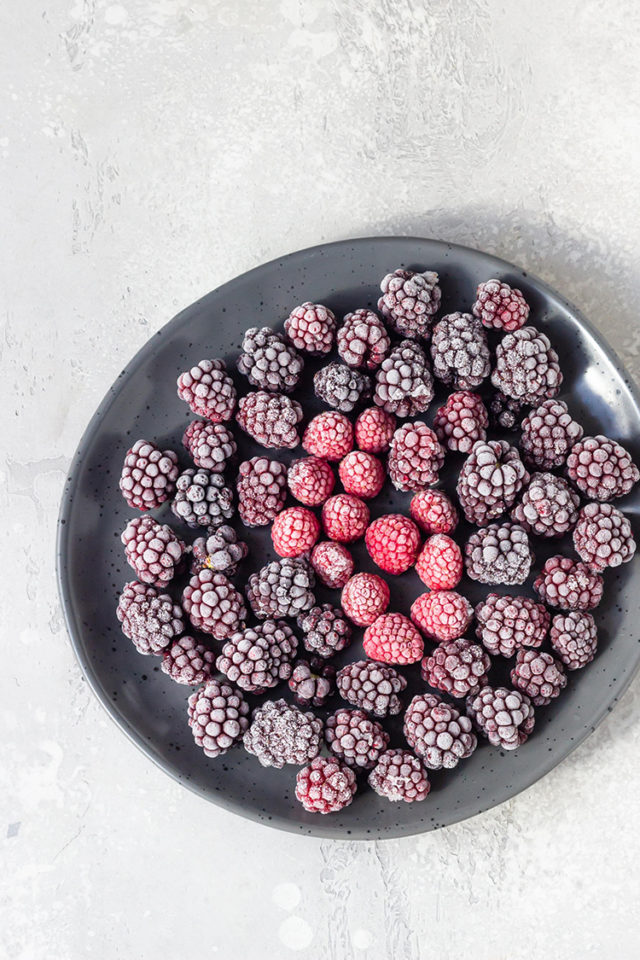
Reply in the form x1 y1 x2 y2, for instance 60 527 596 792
272 882 302 911
278 916 314 952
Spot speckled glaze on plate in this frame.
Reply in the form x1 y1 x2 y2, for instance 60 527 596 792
56 237 640 839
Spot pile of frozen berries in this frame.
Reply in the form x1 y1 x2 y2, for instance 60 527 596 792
115 268 638 815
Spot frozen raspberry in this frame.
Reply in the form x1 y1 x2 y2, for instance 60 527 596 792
465 522 533 585
430 312 491 390
365 514 421 574
415 534 462 590
303 411 354 461
467 686 535 750
511 472 580 537
573 501 636 572
187 679 249 758
182 569 246 639
284 302 337 355
433 391 488 453
314 362 372 412
322 494 370 542
295 756 357 814
374 340 434 417
177 358 237 422
182 420 236 473
171 469 234 530
243 699 323 768
121 516 186 586
456 439 529 526
190 525 248 577
363 612 424 665
511 649 567 705
520 399 583 470
341 572 390 627
246 557 316 619
288 457 335 506
338 451 385 499
161 636 215 685
271 506 320 558
288 659 336 707
388 421 445 492
533 556 603 611
421 638 491 698
404 694 477 770
409 489 459 535
566 435 639 502
378 268 441 338
354 407 396 453
119 439 179 510
337 309 391 369
310 541 354 589
216 620 298 692
492 326 563 404
475 594 549 657
297 604 352 659
410 591 472 642
472 279 530 331
116 581 184 655
489 391 527 432
550 611 598 670
326 708 389 769
336 660 407 717
236 457 287 527
236 391 303 449
368 750 431 803
237 326 303 393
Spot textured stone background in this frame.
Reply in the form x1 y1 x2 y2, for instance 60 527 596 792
2 1 640 957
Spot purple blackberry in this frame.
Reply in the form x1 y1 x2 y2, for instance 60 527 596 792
177 358 237 422
314 362 372 413
216 620 298 693
465 522 533 586
295 757 357 814
288 659 336 707
374 340 434 417
182 569 246 639
161 636 215 684
237 326 303 393
247 557 315 619
430 312 491 389
368 750 431 803
566 435 639 502
467 686 535 750
388 421 445 492
190 525 248 577
243 699 323 768
378 268 441 338
119 439 179 510
433 391 488 453
336 660 407 717
182 420 236 472
550 611 598 670
421 638 491 698
492 326 563 404
325 708 389 770
236 391 303 449
404 693 477 770
297 604 352 659
236 457 287 527
511 472 580 537
337 309 391 369
533 556 603 611
573 502 636 572
171 469 234 530
456 439 529 526
284 302 337 354
121 516 186 586
520 399 583 469
475 593 549 657
187 679 249 758
489 392 527 432
510 649 567 706
472 279 529 331
116 581 184 655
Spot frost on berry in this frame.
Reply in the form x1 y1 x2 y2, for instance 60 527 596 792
388 421 445 492
510 649 567 706
433 391 488 453
119 439 179 510
520 399 583 470
295 756 357 814
341 572 390 626
354 407 396 453
303 411 354 461
188 679 249 758
337 309 391 369
511 472 580 538
182 569 246 639
177 358 237 422
415 534 463 590
378 268 441 339
550 611 598 670
491 326 562 404
216 620 298 693
325 708 390 769
121 516 186 586
374 340 434 417
336 660 407 717
288 457 335 506
566 435 640 502
533 556 603 611
409 489 458 535
404 694 477 771
472 279 529 331
465 522 533 586
368 749 431 803
271 506 320 558
322 494 370 542
467 686 535 750
183 420 236 473
431 312 491 390
116 581 184 655
297 604 352 659
456 439 529 526
338 451 385 499
365 514 421 575
573 502 636 572
243 699 323 768
410 591 472 642
161 636 215 685
421 638 491 698
314 362 372 412
284 302 337 355
236 391 303 449
246 557 316 619
363 612 424 665
310 541 354 588
237 457 287 527
237 327 303 393
475 594 549 657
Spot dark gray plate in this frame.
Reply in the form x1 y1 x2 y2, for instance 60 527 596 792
57 237 640 839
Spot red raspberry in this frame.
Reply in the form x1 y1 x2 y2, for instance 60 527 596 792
310 541 354 588
411 590 472 641
287 457 335 506
354 406 396 453
322 494 370 543
303 411 354 461
341 572 390 626
409 489 459 535
338 451 385 499
363 612 424 664
271 507 320 558
295 756 357 814
415 534 463 590
365 514 421 575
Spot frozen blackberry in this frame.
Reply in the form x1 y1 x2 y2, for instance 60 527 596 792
457 439 529 526
216 620 298 693
298 604 352 659
467 686 535 750
472 279 529 331
378 268 441 338
246 557 315 619
121 516 186 586
433 391 488 453
337 309 391 369
404 694 477 771
171 469 234 530
573 502 636 572
421 638 491 698
161 636 215 685
190 525 248 576
489 392 527 432
374 340 434 417
510 649 567 706
284 302 337 355
116 581 184 655
243 699 323 768
511 472 580 537
236 391 303 449
550 612 598 670
430 312 491 389
533 556 603 611
236 457 287 527
566 435 639 502
465 522 533 585
288 659 336 707
491 326 562 404
325 708 389 770
182 420 237 473
177 358 237 422
295 756 357 814
119 439 179 510
520 399 583 469
237 326 303 393
182 569 246 639
314 362 372 412
475 593 549 657
336 660 407 717
388 421 445 492
368 750 431 803
187 679 250 758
